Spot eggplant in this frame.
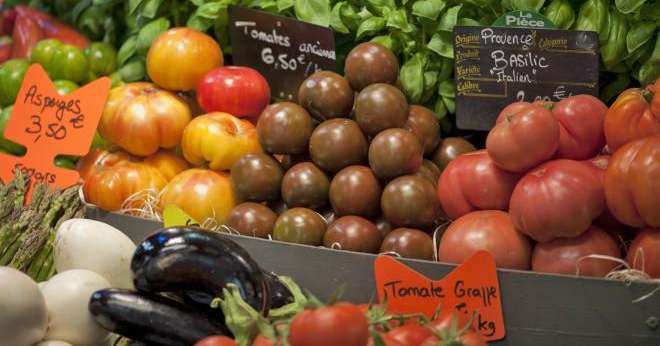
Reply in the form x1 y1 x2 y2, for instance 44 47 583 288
90 289 230 346
263 271 294 308
131 227 270 315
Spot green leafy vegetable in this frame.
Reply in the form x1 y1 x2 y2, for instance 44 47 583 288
543 0 576 29
294 0 332 27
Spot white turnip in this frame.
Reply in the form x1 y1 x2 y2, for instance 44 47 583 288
0 267 48 346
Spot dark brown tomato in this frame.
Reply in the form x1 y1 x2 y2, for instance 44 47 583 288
404 105 441 155
329 165 381 217
381 175 441 228
272 207 327 245
375 216 393 239
225 202 277 238
230 153 283 202
380 228 434 260
344 42 399 91
432 137 476 170
309 119 368 172
281 162 330 209
369 129 423 180
257 102 314 154
415 160 442 187
297 71 354 121
277 153 310 172
320 207 337 225
267 199 288 215
355 84 409 136
323 216 382 253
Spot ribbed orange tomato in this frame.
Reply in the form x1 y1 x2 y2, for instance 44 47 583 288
147 28 223 91
142 150 190 181
181 112 262 170
76 147 130 181
99 83 192 157
83 161 167 211
159 169 236 224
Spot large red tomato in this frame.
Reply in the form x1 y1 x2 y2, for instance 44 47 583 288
197 66 271 119
76 147 130 181
147 28 223 91
195 336 237 346
604 80 660 152
427 311 472 335
604 135 660 228
142 150 190 181
289 303 369 346
159 169 236 224
437 150 521 220
540 95 607 159
367 334 406 346
99 83 192 156
627 228 660 278
487 102 559 172
438 210 532 270
509 159 605 242
532 226 621 277
420 330 486 346
83 161 167 211
386 324 433 346
582 155 630 236
181 112 262 170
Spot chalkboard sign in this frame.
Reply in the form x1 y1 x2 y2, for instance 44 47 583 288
453 26 599 131
228 6 337 101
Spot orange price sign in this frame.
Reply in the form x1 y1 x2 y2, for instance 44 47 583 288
0 64 110 199
374 251 505 341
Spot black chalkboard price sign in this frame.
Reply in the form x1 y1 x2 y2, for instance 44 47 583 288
453 26 599 131
228 6 337 101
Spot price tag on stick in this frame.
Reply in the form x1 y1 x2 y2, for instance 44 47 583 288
0 64 111 200
374 251 505 341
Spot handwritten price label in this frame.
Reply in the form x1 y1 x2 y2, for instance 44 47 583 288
0 64 110 199
374 251 505 341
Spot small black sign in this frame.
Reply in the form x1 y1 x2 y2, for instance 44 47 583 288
228 6 337 101
453 26 599 131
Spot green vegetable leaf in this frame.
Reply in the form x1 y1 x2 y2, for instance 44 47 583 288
371 34 399 52
438 79 455 98
601 73 631 103
294 0 331 27
387 8 414 33
504 0 545 11
137 18 170 56
71 0 92 23
434 96 447 119
443 96 455 113
187 15 215 31
626 22 657 53
356 16 386 40
423 70 439 98
427 32 453 58
601 10 629 71
575 0 610 44
636 33 660 84
118 57 145 82
400 53 427 103
437 5 462 32
140 0 163 19
277 0 294 11
458 17 481 26
196 2 228 19
615 0 648 14
412 0 446 21
330 2 350 34
129 0 144 15
117 35 137 66
366 0 396 16
543 0 576 30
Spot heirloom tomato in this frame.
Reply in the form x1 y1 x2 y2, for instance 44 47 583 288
99 82 192 157
604 80 660 151
289 303 369 346
142 150 190 181
604 135 660 228
147 28 223 91
159 169 236 224
437 150 521 220
627 228 660 278
438 210 532 270
181 112 261 170
510 159 605 242
76 147 130 181
197 66 270 118
83 161 167 211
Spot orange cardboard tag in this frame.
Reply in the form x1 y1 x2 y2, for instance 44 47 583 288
374 251 505 341
0 64 110 199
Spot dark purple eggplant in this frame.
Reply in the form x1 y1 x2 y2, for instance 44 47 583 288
263 271 294 308
131 227 270 315
90 289 229 346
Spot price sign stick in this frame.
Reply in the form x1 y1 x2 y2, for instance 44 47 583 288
0 64 111 201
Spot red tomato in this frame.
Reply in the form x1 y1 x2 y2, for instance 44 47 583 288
604 135 660 228
487 102 559 172
427 311 472 334
197 66 271 118
438 210 532 270
532 225 621 277
604 80 660 152
195 336 237 346
582 155 630 237
367 333 406 346
387 324 433 346
541 95 607 159
420 329 486 346
437 150 521 220
509 159 605 242
289 302 369 346
147 28 223 91
252 335 280 346
627 228 660 278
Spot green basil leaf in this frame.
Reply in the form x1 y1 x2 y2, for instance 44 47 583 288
196 2 227 19
615 0 647 14
330 2 350 34
400 53 427 103
117 35 137 66
504 0 545 11
140 0 163 19
437 5 462 32
277 0 294 11
575 0 610 43
137 17 170 56
294 0 331 27
387 8 414 33
129 0 144 15
356 16 386 40
458 17 481 26
119 57 146 82
72 0 92 23
423 71 439 95
371 34 398 51
443 96 455 114
626 39 654 67
601 11 629 71
187 15 214 31
412 0 446 21
543 0 576 30
427 32 453 58
190 0 205 5
626 22 657 53
438 79 455 98
366 0 396 16
434 97 447 119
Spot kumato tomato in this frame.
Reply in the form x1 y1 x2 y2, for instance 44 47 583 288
344 42 399 91
380 228 434 261
298 70 354 121
432 137 476 171
404 105 442 155
225 202 277 239
323 216 381 254
289 303 369 346
627 228 660 278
